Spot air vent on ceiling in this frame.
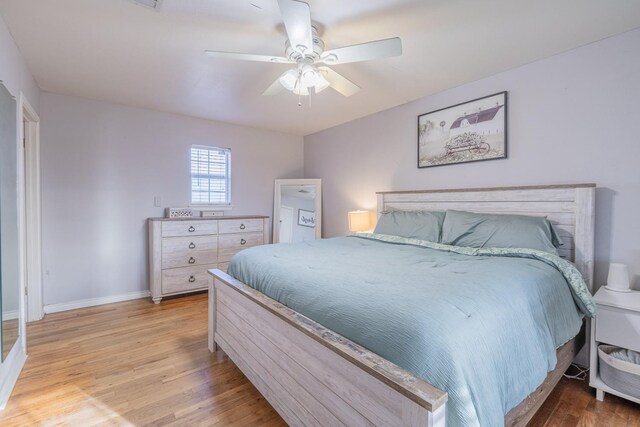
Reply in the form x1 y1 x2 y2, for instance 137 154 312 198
130 0 163 10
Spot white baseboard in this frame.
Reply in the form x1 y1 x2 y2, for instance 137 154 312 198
2 310 18 322
43 290 151 314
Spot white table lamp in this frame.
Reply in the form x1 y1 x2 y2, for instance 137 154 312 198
606 263 630 292
348 210 371 233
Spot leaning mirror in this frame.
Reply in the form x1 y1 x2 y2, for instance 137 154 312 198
0 81 19 361
273 179 322 243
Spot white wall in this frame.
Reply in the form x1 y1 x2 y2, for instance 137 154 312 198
40 93 303 307
305 28 640 290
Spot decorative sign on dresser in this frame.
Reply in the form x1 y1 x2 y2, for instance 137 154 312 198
148 216 269 303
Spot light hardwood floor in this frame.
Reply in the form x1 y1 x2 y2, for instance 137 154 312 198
0 293 638 426
0 293 285 426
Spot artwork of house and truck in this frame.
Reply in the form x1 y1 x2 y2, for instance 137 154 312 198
418 91 507 168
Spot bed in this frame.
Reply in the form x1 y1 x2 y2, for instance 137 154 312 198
207 184 596 426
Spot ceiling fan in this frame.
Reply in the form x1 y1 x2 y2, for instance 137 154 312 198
205 0 402 100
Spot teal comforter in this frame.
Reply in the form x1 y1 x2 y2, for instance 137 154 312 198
227 234 594 427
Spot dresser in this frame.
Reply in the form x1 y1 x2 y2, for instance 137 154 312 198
148 216 269 303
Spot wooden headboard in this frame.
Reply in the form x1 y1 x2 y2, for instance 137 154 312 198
376 184 596 291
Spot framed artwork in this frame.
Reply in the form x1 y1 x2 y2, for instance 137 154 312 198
418 91 507 168
298 209 316 228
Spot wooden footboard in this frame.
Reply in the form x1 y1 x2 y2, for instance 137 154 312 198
208 269 448 426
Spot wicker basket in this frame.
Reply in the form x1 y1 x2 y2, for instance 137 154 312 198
598 345 640 399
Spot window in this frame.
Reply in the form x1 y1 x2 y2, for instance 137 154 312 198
190 145 231 205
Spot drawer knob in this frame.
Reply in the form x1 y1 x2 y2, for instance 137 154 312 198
240 224 246 230
188 242 196 249
188 275 196 283
188 226 195 232
240 238 247 245
188 257 196 264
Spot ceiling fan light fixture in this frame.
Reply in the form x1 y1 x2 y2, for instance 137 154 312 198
279 69 299 91
300 65 320 88
292 85 309 96
314 74 330 93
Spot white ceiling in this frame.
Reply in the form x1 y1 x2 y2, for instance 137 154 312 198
1 0 639 136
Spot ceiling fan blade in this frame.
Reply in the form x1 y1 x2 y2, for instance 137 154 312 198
262 76 285 96
277 0 313 53
320 37 402 65
205 50 292 64
318 67 360 97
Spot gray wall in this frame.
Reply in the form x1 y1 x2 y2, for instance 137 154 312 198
304 28 640 290
40 93 304 307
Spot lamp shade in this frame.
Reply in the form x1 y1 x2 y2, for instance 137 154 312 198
607 263 630 291
279 69 299 91
348 210 371 233
314 74 330 93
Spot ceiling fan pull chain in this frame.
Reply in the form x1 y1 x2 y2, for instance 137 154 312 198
296 67 303 107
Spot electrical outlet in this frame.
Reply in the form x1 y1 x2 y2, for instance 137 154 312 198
154 196 161 207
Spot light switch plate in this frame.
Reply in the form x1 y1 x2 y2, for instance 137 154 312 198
154 196 161 207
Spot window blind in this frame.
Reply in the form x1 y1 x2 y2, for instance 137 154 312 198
190 146 231 205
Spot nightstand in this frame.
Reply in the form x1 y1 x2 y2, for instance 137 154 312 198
589 287 640 403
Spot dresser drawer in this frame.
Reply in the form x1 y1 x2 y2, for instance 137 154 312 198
218 219 263 234
162 250 217 270
161 264 216 295
218 232 264 262
162 236 218 269
596 305 640 353
161 220 218 237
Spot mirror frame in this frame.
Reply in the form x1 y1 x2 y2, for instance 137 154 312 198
273 179 322 243
0 81 20 362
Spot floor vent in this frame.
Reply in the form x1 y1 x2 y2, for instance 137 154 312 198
129 0 163 10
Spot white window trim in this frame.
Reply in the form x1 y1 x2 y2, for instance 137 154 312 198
189 204 234 211
190 145 231 207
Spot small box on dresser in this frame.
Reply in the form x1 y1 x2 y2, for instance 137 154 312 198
589 287 640 403
148 216 269 303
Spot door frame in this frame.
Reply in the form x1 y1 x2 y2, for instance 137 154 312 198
19 93 43 323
